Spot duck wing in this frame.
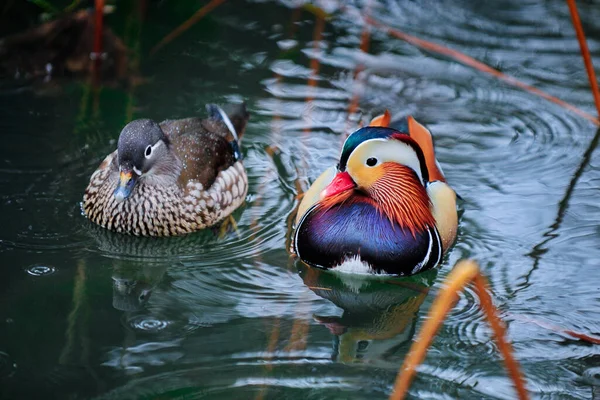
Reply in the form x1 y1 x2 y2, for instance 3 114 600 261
167 127 236 190
160 103 248 143
159 103 249 190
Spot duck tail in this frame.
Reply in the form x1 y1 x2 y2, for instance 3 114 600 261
206 102 249 161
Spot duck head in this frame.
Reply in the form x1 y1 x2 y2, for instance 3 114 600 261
320 126 434 234
114 119 170 202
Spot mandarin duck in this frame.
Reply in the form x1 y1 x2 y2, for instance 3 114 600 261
293 111 458 275
83 103 249 236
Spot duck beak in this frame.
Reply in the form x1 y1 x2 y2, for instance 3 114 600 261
114 170 137 203
320 171 356 199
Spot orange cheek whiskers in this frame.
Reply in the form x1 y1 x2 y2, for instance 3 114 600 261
369 165 434 235
317 190 354 212
313 165 434 236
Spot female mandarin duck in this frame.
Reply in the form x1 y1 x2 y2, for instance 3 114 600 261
293 111 458 276
83 103 249 236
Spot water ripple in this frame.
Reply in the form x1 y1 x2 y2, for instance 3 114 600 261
24 264 56 277
0 194 89 252
128 316 171 332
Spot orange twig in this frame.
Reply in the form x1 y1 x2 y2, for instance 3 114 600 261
389 260 528 400
254 319 282 400
566 0 600 117
305 12 325 106
509 313 600 345
562 328 600 344
92 0 105 75
150 0 226 55
345 1 372 137
365 16 599 126
472 273 528 400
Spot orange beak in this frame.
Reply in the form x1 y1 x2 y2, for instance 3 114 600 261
320 171 356 199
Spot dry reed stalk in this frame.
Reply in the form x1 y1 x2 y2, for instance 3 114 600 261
150 0 226 55
93 0 105 75
364 16 599 126
344 1 372 139
472 273 528 399
389 260 528 400
566 0 600 117
303 11 326 136
254 319 282 400
508 313 600 345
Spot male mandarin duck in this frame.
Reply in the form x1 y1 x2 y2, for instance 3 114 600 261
83 103 249 236
293 111 458 276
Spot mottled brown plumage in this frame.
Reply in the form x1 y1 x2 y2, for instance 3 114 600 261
83 103 249 236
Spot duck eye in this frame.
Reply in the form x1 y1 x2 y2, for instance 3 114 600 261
366 157 378 167
145 145 152 158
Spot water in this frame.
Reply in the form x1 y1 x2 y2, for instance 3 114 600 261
0 0 599 398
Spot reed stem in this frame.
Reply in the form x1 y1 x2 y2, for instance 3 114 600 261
566 0 600 117
389 260 528 400
150 0 227 55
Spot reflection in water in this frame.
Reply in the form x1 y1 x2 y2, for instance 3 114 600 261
0 9 133 88
105 259 183 375
298 262 436 365
85 219 216 259
583 363 600 400
111 261 167 312
522 127 600 289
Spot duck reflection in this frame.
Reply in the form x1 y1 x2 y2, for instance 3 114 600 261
86 219 230 311
297 262 437 363
85 216 224 258
111 261 167 312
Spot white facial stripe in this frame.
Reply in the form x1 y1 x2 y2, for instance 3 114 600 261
349 138 424 184
151 140 163 153
216 106 239 143
133 166 142 176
